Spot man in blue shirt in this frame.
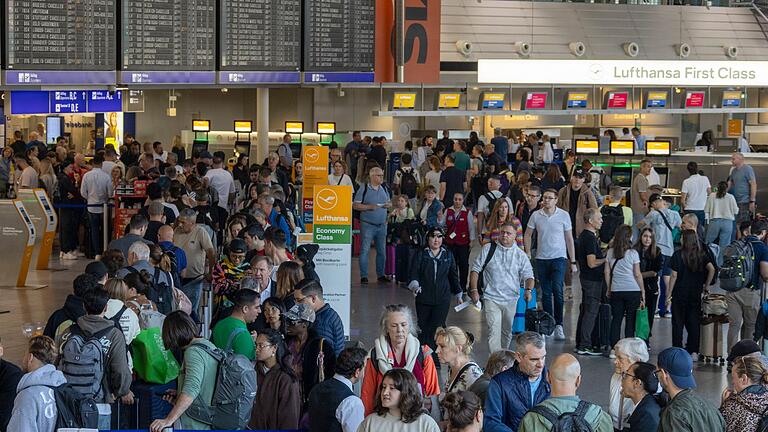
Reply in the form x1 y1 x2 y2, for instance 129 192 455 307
490 128 509 163
157 224 188 281
484 332 551 432
727 219 768 351
344 131 362 180
728 152 757 225
353 166 391 284
258 193 292 248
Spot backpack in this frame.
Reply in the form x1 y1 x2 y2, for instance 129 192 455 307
719 238 756 292
476 243 498 296
127 266 175 315
46 383 99 429
58 325 112 401
370 345 425 374
498 170 512 195
599 205 624 244
128 300 166 329
399 168 418 199
482 192 500 215
186 342 257 430
529 400 596 432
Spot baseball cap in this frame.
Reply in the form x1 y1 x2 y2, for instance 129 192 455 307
228 238 247 254
658 347 696 389
572 167 586 178
284 303 315 324
727 340 761 363
84 261 109 281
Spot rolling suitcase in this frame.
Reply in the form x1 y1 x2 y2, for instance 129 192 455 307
594 302 612 352
395 244 412 283
514 292 537 333
700 314 728 365
129 379 177 428
385 243 397 277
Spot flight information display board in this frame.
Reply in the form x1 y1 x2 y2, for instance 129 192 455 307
219 0 301 84
303 0 375 83
5 0 117 85
121 0 216 84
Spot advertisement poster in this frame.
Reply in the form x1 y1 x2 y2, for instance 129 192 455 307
302 146 330 231
312 185 353 336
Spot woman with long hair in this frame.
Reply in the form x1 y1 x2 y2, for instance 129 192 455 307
721 356 768 432
249 328 302 430
275 261 304 310
329 160 355 187
634 227 663 342
481 199 523 247
508 170 529 208
620 361 664 432
38 158 57 198
260 296 287 335
668 229 716 355
358 369 440 432
232 154 249 186
423 156 443 192
540 163 564 192
705 180 739 263
605 225 646 355
440 391 482 432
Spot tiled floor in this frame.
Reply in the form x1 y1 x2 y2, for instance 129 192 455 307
2 251 731 412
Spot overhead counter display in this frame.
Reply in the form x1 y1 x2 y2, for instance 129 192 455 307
120 0 216 84
218 0 301 84
4 0 116 85
303 0 375 83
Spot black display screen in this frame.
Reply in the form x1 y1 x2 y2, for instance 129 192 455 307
219 0 301 71
303 0 375 72
5 0 116 71
121 0 215 71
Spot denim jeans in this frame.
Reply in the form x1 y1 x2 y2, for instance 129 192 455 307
88 211 104 256
181 278 204 321
706 218 733 264
536 258 567 326
359 221 387 279
684 210 706 230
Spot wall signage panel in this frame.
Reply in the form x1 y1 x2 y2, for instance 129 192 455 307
10 91 124 115
685 91 705 108
479 60 768 86
606 92 628 109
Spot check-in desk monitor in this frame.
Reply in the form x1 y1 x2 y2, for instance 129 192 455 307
611 167 633 188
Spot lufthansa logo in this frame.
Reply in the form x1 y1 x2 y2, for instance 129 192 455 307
315 188 339 211
305 148 320 163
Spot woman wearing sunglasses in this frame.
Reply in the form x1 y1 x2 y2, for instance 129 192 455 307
407 227 462 364
620 361 664 432
720 356 768 432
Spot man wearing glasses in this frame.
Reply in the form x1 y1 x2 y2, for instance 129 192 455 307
353 166 392 284
524 189 578 341
469 222 534 353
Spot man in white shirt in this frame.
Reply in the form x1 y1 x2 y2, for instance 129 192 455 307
204 155 236 217
476 177 513 238
14 155 38 190
470 222 534 353
250 255 274 305
80 155 114 258
739 135 751 154
307 347 367 432
680 161 711 230
524 188 578 341
152 141 168 162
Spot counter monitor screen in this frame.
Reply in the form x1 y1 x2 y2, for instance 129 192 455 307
574 139 600 155
646 91 668 108
481 93 505 110
611 168 632 188
610 140 635 155
393 93 417 110
285 121 304 134
234 121 252 133
566 92 588 108
192 120 211 132
437 93 461 110
316 122 336 134
722 91 742 108
685 91 705 108
645 140 671 156
607 92 629 109
525 92 548 109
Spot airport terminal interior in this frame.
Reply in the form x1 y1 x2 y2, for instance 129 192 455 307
5 0 768 430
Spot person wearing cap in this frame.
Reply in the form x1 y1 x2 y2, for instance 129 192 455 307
638 192 681 317
211 239 251 318
720 355 768 432
408 227 462 359
57 157 85 260
556 166 598 239
211 288 260 360
728 340 768 370
284 303 336 410
656 347 725 431
84 260 109 285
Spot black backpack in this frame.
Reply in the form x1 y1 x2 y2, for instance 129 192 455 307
46 383 99 429
398 168 418 199
599 204 624 244
529 400 595 432
483 192 500 215
127 266 174 315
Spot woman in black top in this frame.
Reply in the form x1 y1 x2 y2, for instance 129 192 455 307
668 229 716 355
634 227 663 343
620 361 664 432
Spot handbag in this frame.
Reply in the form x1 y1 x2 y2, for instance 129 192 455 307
635 307 650 340
702 293 728 317
525 307 556 336
131 327 180 384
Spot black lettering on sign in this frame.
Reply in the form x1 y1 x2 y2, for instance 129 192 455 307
402 0 429 64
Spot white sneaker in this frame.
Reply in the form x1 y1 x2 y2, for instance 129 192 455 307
74 250 85 257
691 352 700 363
61 251 78 260
554 325 566 341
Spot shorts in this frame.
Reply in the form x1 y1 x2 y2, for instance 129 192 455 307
660 254 672 277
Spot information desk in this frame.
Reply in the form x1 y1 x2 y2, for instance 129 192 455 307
0 200 41 289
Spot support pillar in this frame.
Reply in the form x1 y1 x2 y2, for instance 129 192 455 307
257 88 270 162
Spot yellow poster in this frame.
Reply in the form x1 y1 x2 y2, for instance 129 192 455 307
727 119 743 138
302 146 330 232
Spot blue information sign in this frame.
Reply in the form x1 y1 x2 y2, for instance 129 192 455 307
50 91 87 113
87 91 122 112
10 90 124 115
567 99 587 108
9 91 50 114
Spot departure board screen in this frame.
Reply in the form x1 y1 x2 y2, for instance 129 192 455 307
303 0 375 81
5 0 116 85
121 0 216 84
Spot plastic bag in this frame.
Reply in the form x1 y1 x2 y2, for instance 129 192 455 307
635 307 650 340
131 327 180 384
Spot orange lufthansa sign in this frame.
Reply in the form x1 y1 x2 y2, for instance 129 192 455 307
313 186 353 243
727 119 743 137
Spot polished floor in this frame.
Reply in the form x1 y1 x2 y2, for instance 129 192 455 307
2 251 731 412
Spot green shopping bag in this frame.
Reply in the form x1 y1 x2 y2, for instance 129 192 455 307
131 327 179 384
635 307 650 340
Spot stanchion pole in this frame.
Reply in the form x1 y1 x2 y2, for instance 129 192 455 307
102 202 109 253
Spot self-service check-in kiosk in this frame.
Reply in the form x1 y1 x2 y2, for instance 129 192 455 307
16 189 58 270
0 199 44 289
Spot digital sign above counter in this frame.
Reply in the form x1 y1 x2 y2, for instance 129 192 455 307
218 0 301 84
120 0 216 84
5 0 116 85
10 91 123 115
302 0 375 83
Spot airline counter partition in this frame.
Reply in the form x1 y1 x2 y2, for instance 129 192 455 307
16 189 58 270
0 199 43 289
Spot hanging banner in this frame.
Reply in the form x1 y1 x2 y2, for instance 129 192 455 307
302 146 330 232
313 185 353 337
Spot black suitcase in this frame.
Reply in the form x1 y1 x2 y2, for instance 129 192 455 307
129 379 177 428
593 303 612 351
395 244 413 283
